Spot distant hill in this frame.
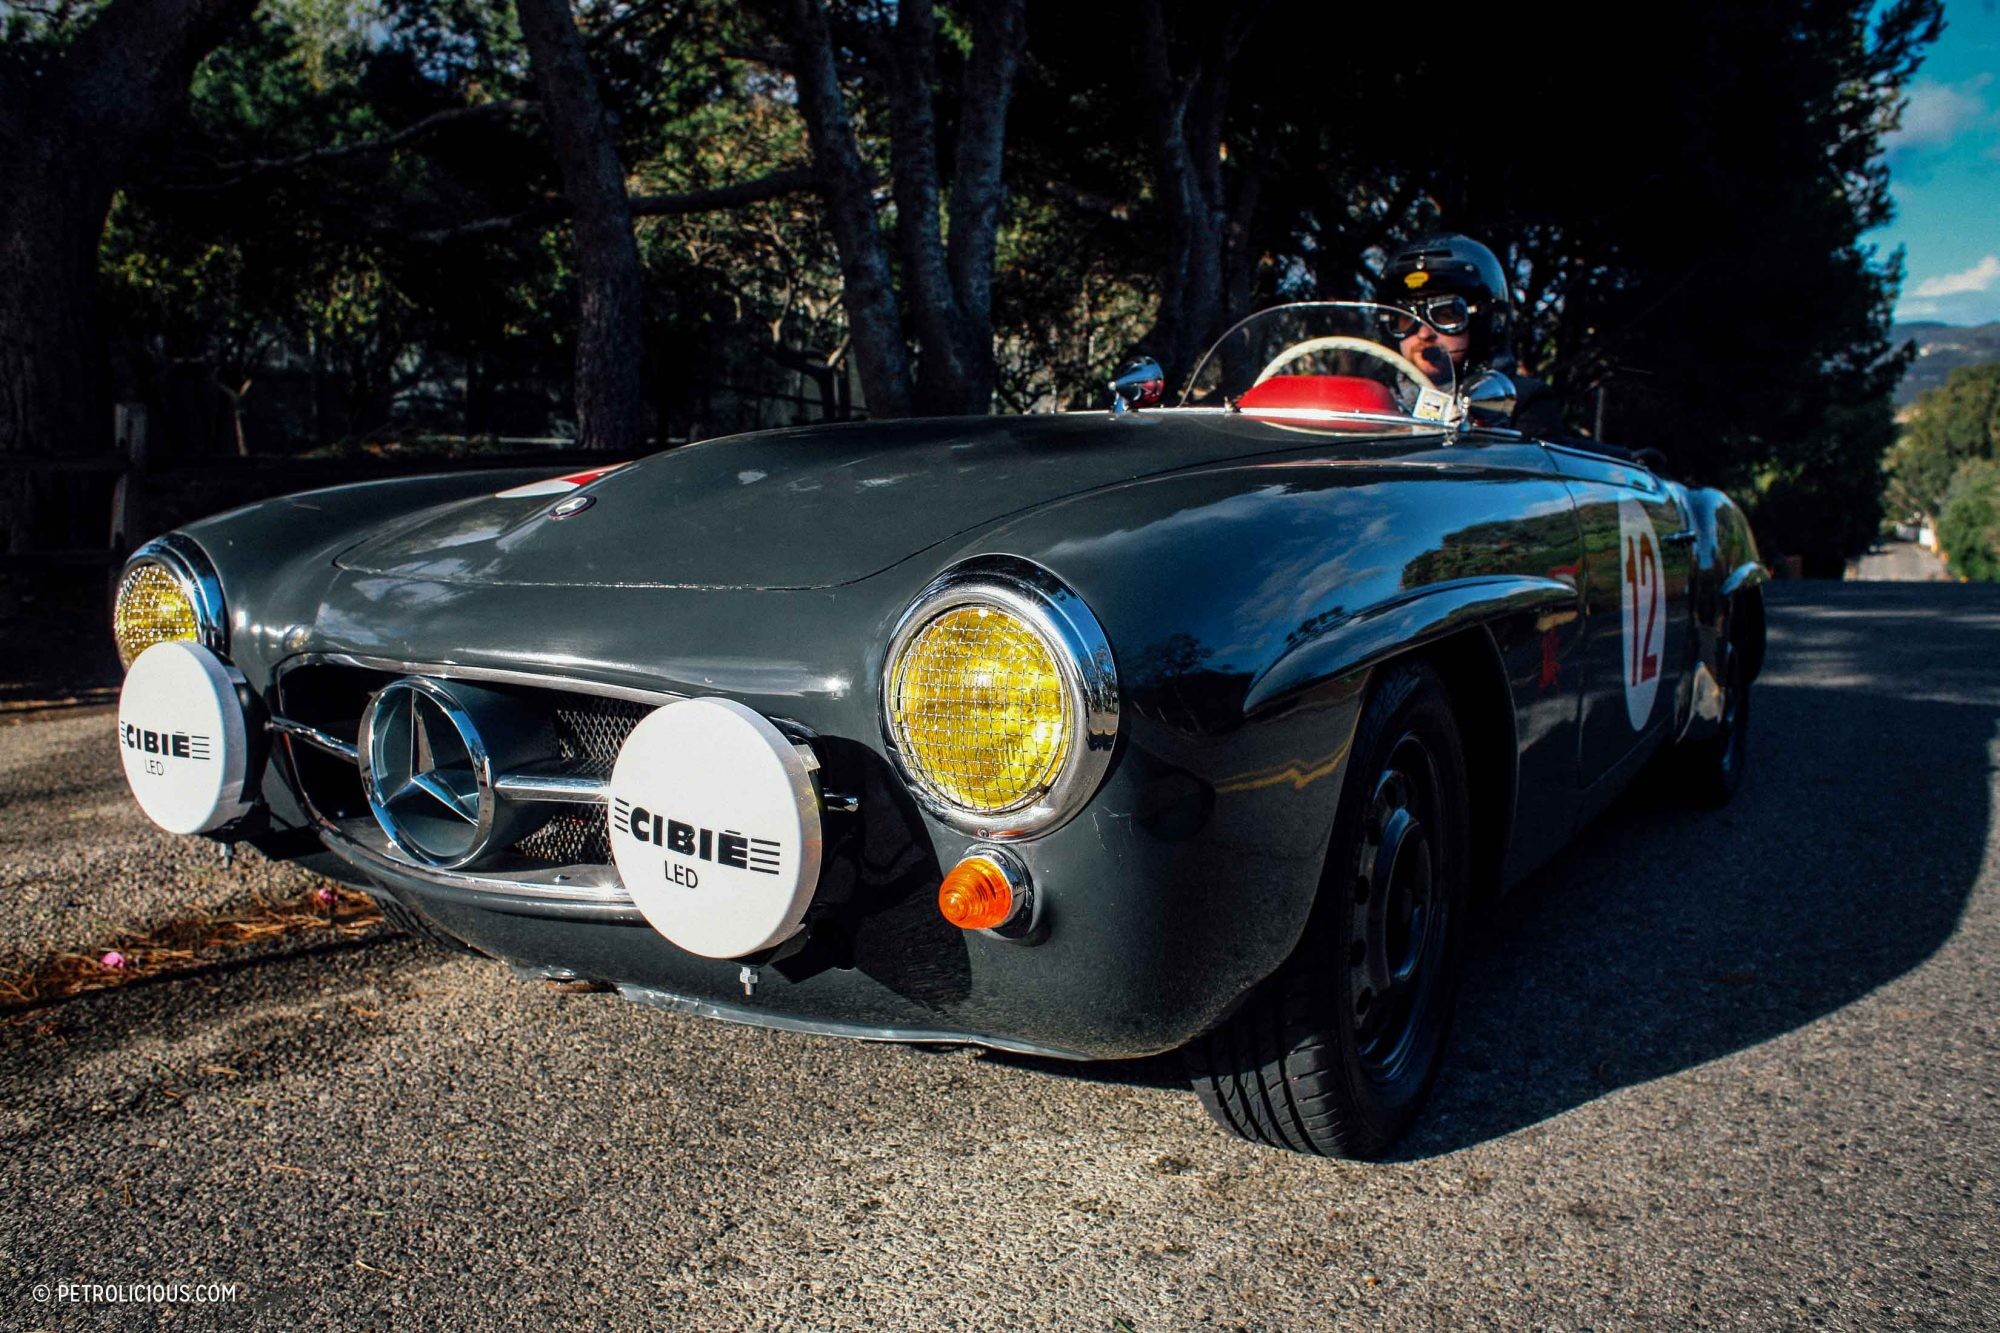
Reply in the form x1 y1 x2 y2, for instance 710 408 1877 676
1891 321 2000 405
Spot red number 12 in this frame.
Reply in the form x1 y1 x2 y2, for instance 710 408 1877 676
1624 531 1659 686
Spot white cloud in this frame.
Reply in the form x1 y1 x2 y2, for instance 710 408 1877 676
1913 255 2000 297
1887 75 1995 154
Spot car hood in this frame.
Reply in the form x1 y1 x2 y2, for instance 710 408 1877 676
333 412 1427 590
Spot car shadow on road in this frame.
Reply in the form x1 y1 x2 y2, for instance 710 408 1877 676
1399 583 1998 1158
991 585 1999 1153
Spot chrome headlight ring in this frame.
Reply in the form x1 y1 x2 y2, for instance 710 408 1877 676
881 556 1119 840
116 533 230 663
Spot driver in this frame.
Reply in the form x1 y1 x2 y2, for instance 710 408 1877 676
1379 233 1563 436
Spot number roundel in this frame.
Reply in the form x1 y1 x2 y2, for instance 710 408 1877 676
1618 499 1665 730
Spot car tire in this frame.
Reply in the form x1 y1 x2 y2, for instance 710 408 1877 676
1676 616 1752 808
369 892 488 958
1184 659 1470 1158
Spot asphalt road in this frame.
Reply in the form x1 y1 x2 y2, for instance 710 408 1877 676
2 582 1996 1329
1847 539 1951 583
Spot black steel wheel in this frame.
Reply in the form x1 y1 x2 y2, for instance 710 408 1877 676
1678 613 1753 808
1184 659 1470 1158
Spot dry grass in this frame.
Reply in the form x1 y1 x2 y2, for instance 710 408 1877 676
0 884 383 1016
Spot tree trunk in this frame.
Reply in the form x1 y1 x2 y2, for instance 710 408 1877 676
1135 0 1265 390
0 170 104 550
886 0 973 415
786 0 914 418
0 0 258 550
516 0 651 454
944 0 1029 414
785 0 1025 419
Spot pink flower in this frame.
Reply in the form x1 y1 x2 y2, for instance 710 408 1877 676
100 951 127 970
313 887 336 908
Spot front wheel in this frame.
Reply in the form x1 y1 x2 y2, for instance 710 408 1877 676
1183 660 1470 1158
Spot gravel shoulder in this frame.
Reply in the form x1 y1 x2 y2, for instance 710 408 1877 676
0 707 327 973
1 582 1995 1330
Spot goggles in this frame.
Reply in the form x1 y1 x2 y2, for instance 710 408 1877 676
1383 294 1474 338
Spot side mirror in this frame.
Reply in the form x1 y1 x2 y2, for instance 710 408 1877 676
1461 369 1517 429
1109 358 1166 413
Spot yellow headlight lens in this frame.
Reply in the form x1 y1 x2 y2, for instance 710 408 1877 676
888 604 1073 814
113 562 200 668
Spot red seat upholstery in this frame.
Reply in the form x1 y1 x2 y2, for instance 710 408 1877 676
1237 374 1401 417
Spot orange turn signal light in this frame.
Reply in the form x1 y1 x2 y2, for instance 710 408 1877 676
938 856 1014 931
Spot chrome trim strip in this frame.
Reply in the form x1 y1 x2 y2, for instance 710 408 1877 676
880 555 1119 841
323 821 642 920
963 843 1039 940
1719 560 1770 598
493 771 610 804
614 982 1090 1061
278 652 686 708
267 717 360 762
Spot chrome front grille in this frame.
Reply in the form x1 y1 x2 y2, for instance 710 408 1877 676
513 807 614 866
549 698 653 778
510 699 650 865
273 659 669 876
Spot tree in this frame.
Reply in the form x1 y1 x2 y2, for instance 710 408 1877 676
1886 362 2000 526
1128 0 1264 388
1404 1 1940 573
779 0 1028 417
1938 458 2000 581
0 0 260 549
515 0 649 452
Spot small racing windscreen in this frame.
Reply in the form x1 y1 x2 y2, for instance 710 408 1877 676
1180 302 1457 427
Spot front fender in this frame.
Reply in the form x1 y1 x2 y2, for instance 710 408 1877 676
1243 574 1577 716
1676 486 1768 730
178 469 566 681
937 453 1584 1033
163 469 565 840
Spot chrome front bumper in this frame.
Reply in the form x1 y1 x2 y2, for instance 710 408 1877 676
322 818 641 922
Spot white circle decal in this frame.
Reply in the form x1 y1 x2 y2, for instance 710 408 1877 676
1617 499 1667 730
117 642 254 834
608 698 823 959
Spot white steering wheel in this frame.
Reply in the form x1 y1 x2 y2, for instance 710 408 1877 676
1251 335 1441 401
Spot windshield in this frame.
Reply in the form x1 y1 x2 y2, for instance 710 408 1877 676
1180 302 1457 428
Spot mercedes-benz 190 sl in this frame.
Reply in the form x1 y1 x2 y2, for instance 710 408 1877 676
109 302 1766 1157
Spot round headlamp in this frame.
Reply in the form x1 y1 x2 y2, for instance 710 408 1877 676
113 535 227 669
882 559 1118 838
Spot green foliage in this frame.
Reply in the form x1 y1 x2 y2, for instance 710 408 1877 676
34 0 1936 500
990 193 1156 412
1938 458 2000 582
1748 393 1907 576
268 0 385 90
1886 362 2000 523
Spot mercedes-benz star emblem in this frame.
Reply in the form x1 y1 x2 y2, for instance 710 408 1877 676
358 678 495 868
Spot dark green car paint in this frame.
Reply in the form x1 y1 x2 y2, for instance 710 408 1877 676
179 411 1765 1059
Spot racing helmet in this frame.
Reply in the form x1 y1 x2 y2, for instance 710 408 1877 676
1380 233 1514 370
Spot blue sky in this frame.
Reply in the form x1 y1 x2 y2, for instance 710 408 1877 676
1877 0 2000 323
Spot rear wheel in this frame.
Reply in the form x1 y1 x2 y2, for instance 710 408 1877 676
1678 612 1753 808
1184 660 1470 1157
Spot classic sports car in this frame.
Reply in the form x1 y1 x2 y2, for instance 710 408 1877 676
111 303 1766 1158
